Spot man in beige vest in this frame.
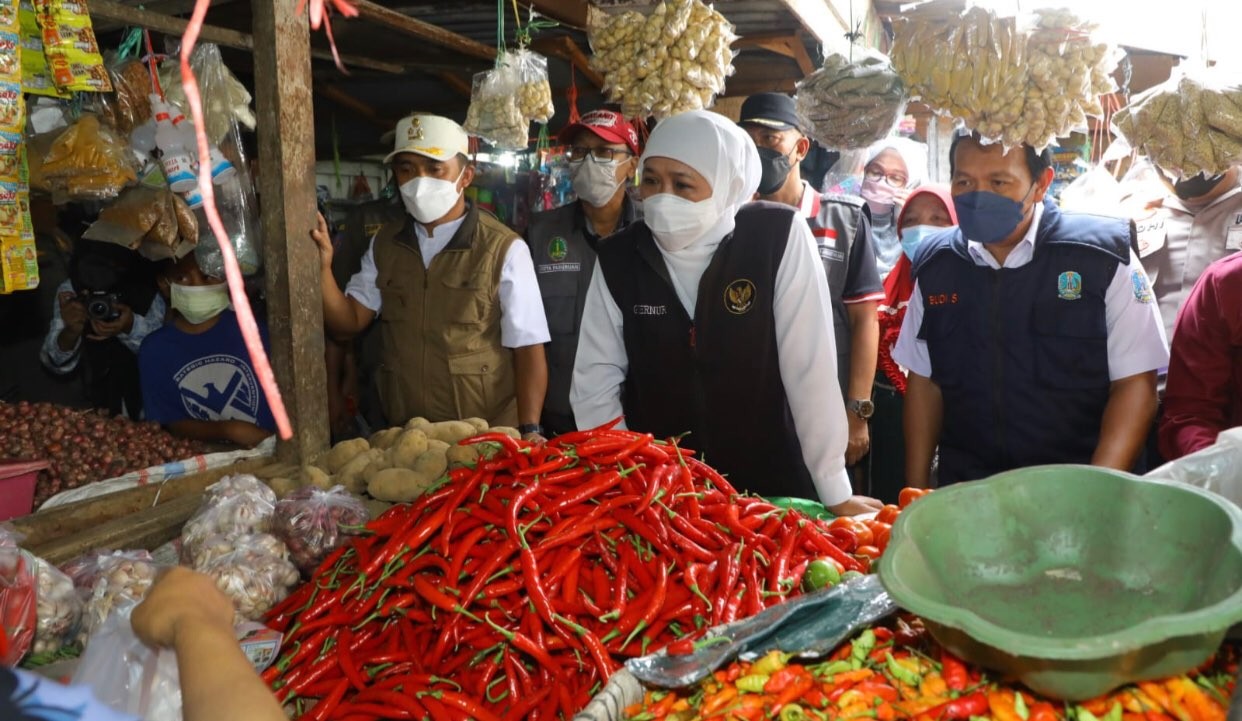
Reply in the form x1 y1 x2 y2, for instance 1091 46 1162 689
311 114 550 439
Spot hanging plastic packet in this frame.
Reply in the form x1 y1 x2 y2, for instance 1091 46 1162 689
465 61 528 150
158 43 256 146
0 30 20 83
39 113 138 201
796 50 908 151
0 129 18 182
0 80 23 133
34 0 111 93
17 0 64 98
191 129 261 276
512 48 555 125
0 0 15 30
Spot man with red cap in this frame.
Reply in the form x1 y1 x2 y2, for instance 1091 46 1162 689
529 109 642 435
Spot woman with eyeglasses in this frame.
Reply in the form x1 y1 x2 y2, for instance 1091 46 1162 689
528 110 643 435
859 137 928 280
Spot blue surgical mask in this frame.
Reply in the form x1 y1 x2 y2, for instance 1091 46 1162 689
899 224 940 260
953 185 1034 245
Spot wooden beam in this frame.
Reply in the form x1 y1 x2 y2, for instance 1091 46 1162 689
253 0 330 464
352 0 498 61
315 83 399 129
532 35 603 88
771 0 851 54
790 32 817 76
433 71 474 99
735 31 815 76
720 76 799 98
521 0 589 30
88 0 404 74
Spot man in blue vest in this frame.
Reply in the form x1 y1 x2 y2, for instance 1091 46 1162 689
893 132 1169 485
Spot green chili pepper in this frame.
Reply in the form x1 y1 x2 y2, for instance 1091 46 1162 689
1077 708 1102 721
1102 702 1123 721
1014 693 1030 720
852 630 876 662
812 660 853 679
736 674 771 694
752 650 791 676
804 560 842 591
885 652 921 687
780 704 808 721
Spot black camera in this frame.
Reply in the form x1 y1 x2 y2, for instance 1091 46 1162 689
80 291 123 322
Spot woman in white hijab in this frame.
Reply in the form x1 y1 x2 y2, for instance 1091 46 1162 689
571 110 881 516
861 137 928 279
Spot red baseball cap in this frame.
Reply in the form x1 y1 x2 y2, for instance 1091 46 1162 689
559 110 641 156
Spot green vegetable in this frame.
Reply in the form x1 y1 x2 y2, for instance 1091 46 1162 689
812 660 853 679
781 704 808 721
1014 692 1030 720
852 630 876 662
804 559 842 591
752 650 790 676
841 570 865 582
736 674 771 694
885 652 922 687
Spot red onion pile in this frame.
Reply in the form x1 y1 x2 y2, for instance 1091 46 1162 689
0 401 204 507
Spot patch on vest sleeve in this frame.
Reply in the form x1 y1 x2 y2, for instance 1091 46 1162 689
724 279 756 315
1057 271 1082 301
1131 269 1154 304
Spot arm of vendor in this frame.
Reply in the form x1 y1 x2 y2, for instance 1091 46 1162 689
138 253 275 449
311 114 549 434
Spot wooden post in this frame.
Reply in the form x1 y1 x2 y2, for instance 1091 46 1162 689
252 0 330 464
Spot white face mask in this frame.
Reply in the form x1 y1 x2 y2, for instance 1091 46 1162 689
571 158 625 208
171 282 230 325
644 194 717 252
399 167 466 224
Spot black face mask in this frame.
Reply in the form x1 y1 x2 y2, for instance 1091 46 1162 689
1173 172 1227 200
756 147 794 196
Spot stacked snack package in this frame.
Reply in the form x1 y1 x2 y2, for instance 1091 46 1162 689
33 0 111 93
17 0 64 98
0 0 35 294
181 476 299 621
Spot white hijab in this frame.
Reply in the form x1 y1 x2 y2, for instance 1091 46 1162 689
641 110 762 314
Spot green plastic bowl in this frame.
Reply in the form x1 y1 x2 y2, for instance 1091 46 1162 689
878 465 1242 700
765 496 833 521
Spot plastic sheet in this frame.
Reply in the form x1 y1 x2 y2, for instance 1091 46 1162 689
1115 68 1242 178
626 574 897 688
1146 428 1242 509
71 602 181 721
797 50 908 151
271 485 368 574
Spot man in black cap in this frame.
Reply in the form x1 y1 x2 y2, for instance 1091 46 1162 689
740 92 884 481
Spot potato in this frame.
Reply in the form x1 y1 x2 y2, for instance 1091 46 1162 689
300 465 333 491
426 439 451 455
266 476 300 499
388 429 430 469
363 498 394 520
404 417 433 433
487 426 522 440
320 438 370 473
446 444 481 468
425 421 478 445
367 466 441 503
337 449 385 495
412 448 449 482
368 427 402 451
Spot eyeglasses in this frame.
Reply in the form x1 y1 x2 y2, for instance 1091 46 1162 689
565 146 632 163
864 168 909 188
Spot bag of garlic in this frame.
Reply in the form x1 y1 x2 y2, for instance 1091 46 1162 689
512 49 555 125
464 62 528 150
1114 67 1242 179
891 6 1119 150
180 485 275 565
67 550 162 638
588 0 736 120
194 533 299 622
31 556 83 657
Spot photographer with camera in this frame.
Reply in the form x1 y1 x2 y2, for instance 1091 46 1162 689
40 240 165 418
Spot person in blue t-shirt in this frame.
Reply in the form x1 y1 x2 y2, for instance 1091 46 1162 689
138 254 274 448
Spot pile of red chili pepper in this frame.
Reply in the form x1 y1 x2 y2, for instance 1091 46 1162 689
261 423 877 721
625 620 1237 721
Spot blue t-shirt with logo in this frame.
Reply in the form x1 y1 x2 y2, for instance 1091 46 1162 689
1 667 138 721
138 310 276 432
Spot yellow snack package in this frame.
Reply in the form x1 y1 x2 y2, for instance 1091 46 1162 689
36 0 110 93
0 81 23 133
19 0 65 97
0 0 17 31
0 31 19 83
0 180 20 234
0 234 39 293
0 130 19 181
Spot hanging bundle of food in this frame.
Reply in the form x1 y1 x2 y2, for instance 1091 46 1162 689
891 7 1118 150
589 0 736 120
1114 69 1242 178
797 50 908 150
464 60 528 150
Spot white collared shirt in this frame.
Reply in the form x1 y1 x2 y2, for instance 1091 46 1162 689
893 202 1169 381
344 214 551 349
